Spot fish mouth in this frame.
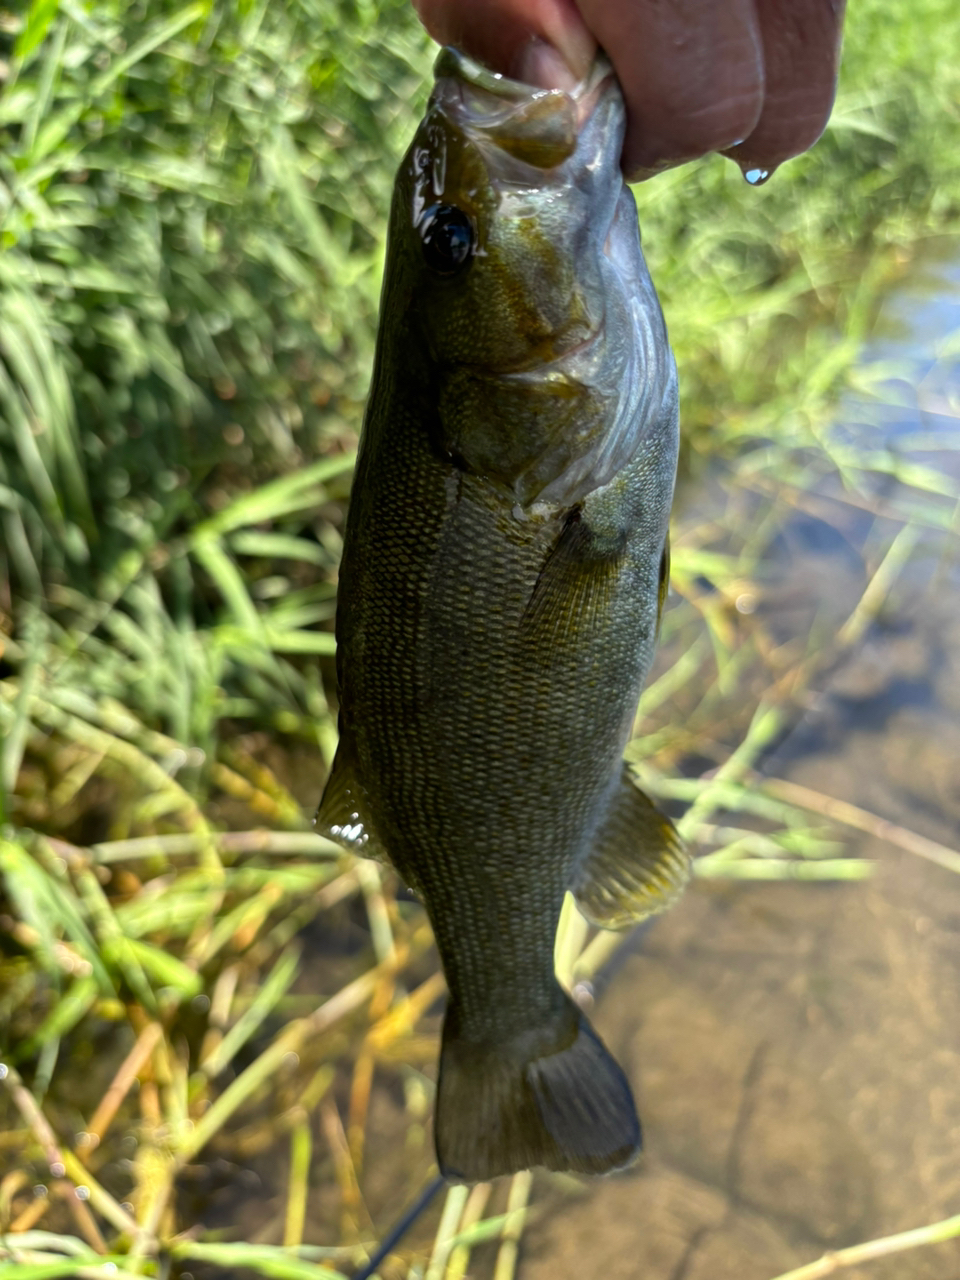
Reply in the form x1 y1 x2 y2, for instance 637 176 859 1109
428 47 627 376
431 46 619 171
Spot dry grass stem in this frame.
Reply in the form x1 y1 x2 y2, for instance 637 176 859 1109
492 1171 533 1280
768 1211 960 1279
83 1022 165 1153
761 778 960 875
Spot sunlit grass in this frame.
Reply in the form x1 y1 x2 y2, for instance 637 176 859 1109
2 0 960 1276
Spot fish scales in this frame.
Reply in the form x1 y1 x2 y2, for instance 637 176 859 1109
319 48 691 1182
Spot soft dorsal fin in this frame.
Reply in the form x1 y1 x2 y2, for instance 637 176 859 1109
571 765 690 930
315 736 390 865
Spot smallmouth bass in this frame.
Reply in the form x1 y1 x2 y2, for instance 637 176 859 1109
318 47 690 1182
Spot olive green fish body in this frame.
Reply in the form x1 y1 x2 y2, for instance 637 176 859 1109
320 50 690 1181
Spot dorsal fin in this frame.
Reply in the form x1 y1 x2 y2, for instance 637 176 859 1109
571 765 690 929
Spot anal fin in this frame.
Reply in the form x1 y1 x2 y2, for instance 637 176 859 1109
572 765 690 930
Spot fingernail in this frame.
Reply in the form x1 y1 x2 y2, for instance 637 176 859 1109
514 37 581 91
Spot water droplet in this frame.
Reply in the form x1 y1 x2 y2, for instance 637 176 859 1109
76 1185 91 1201
744 168 770 186
735 592 758 614
50 1161 66 1178
34 1184 48 1198
0 1063 7 1080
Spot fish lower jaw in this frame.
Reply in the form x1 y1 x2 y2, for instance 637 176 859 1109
495 317 606 379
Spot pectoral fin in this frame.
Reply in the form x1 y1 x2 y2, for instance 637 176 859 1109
572 766 690 930
315 736 389 865
522 509 626 647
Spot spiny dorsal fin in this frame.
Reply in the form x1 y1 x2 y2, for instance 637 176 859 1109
572 765 690 930
315 736 390 866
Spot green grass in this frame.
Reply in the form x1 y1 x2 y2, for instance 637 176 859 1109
2 0 960 1276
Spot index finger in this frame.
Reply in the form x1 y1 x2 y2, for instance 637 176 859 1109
576 0 766 179
722 0 846 182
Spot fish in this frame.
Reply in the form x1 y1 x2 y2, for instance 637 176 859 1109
317 46 690 1183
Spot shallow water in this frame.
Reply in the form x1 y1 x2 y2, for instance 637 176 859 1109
521 256 960 1279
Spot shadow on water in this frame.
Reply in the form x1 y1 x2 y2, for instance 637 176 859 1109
521 257 960 1279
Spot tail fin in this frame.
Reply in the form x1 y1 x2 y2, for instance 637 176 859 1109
434 992 640 1181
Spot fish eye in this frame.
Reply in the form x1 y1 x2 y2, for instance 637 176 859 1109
419 204 475 275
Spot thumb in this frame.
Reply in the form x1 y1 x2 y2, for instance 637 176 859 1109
413 0 596 88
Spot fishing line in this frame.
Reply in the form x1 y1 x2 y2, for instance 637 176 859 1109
352 1172 447 1280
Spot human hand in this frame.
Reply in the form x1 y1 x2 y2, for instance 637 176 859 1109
412 0 846 182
